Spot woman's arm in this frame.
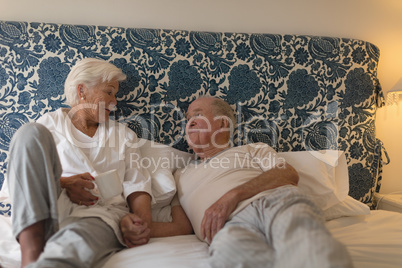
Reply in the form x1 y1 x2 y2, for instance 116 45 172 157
127 191 152 227
121 195 193 246
120 191 153 248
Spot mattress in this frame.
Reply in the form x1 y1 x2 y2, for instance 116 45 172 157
2 210 401 268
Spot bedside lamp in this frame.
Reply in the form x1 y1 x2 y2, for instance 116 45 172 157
387 77 402 105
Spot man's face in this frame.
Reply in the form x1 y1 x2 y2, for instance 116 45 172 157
185 98 223 157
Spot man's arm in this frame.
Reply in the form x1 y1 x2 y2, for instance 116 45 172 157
150 204 193 237
120 192 152 248
201 162 298 242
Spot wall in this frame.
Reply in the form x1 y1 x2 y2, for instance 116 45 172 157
1 0 402 193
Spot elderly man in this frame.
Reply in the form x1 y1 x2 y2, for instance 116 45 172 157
175 96 353 268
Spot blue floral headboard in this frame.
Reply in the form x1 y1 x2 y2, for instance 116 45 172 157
0 20 386 214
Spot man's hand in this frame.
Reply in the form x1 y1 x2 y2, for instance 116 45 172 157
201 190 239 243
200 163 298 243
60 173 98 206
120 213 151 248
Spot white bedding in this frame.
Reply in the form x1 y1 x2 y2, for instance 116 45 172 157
1 210 402 268
327 210 402 268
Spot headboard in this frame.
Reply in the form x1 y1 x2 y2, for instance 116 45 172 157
0 20 386 211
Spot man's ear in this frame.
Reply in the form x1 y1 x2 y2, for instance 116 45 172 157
221 117 230 128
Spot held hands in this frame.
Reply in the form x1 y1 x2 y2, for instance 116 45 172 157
120 213 151 248
60 173 99 206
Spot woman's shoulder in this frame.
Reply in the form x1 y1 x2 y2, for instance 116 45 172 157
106 119 139 140
37 108 66 125
61 108 70 114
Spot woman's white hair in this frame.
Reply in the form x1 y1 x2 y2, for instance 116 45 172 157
64 58 126 107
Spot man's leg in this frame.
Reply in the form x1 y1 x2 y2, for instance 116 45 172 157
209 222 275 268
249 186 353 268
8 123 62 266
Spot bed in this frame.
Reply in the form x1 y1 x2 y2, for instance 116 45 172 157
1 20 402 268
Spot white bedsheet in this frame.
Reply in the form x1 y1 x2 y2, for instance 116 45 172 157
1 210 402 268
326 210 402 268
103 235 209 267
0 215 20 268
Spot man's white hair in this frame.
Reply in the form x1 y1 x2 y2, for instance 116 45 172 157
199 96 236 135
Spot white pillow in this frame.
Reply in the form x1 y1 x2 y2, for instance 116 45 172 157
323 195 370 220
139 139 194 209
277 150 370 220
0 177 10 200
278 150 349 211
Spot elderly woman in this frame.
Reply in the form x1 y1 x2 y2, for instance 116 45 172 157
7 58 191 268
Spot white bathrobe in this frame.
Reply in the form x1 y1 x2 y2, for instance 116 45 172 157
37 109 153 244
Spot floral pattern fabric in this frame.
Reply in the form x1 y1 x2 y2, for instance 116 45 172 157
0 20 385 216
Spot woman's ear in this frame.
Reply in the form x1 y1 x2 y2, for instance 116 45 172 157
77 84 85 100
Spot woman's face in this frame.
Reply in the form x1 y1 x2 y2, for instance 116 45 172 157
81 79 119 123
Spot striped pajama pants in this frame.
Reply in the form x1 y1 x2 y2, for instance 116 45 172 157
8 123 122 268
208 185 353 268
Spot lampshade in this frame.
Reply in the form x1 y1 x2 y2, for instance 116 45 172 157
387 77 402 105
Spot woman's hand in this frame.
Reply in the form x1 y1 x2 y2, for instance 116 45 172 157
120 213 151 248
60 173 98 206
